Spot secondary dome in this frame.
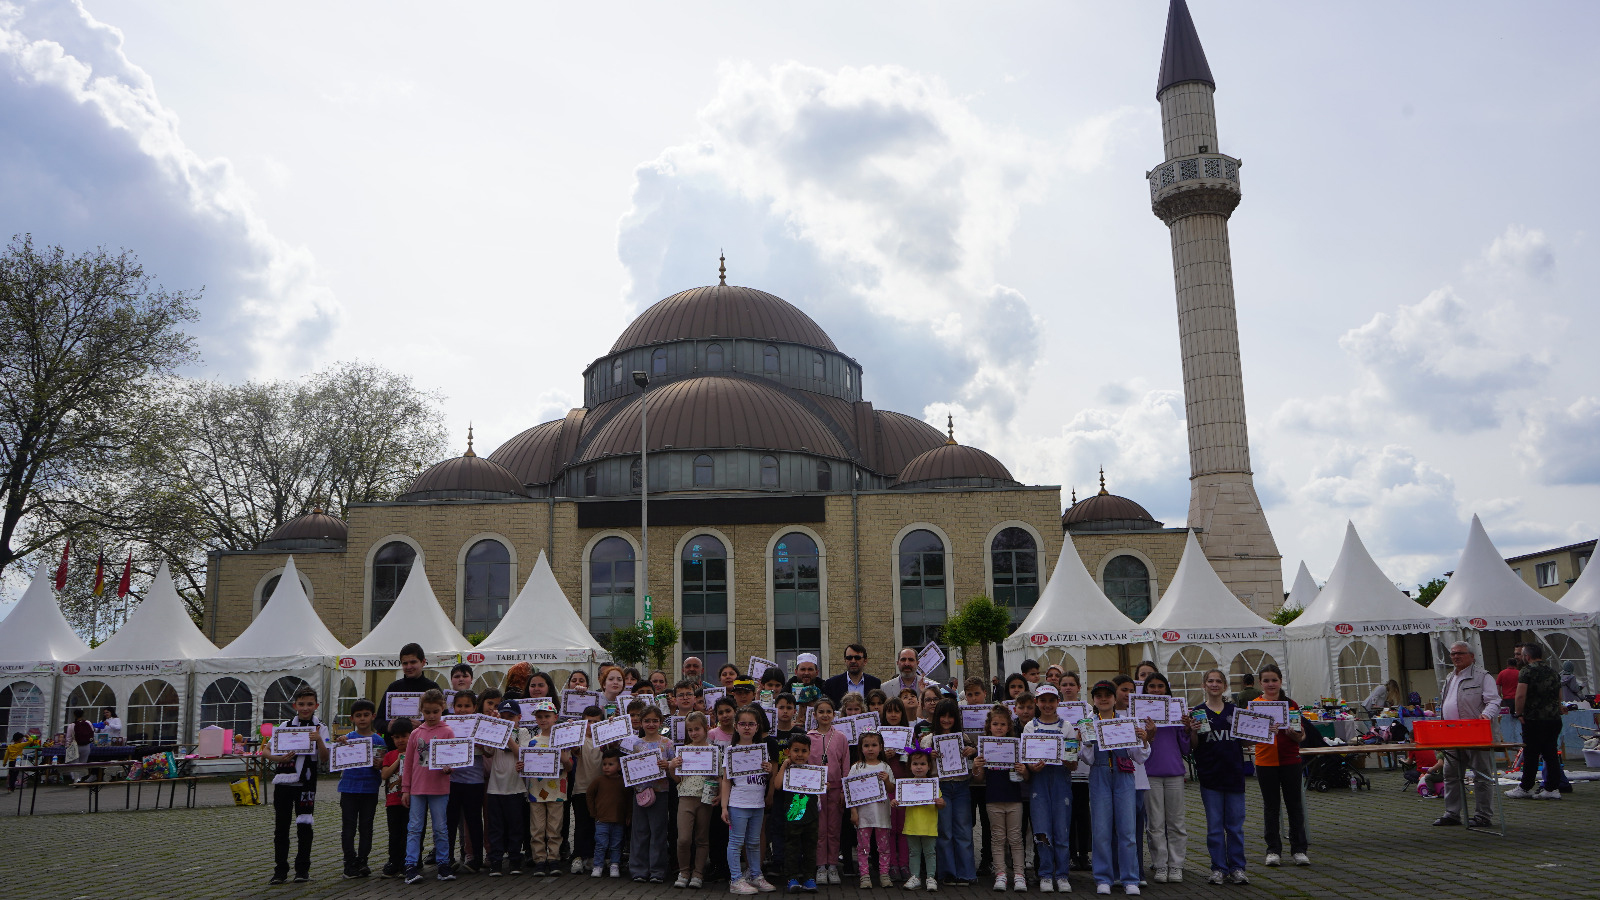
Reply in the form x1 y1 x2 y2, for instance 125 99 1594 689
895 426 1017 489
489 418 566 486
873 409 949 477
259 510 348 549
402 433 527 501
578 375 847 462
609 284 838 354
1062 471 1161 532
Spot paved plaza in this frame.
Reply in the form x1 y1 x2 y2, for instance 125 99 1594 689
6 764 1597 900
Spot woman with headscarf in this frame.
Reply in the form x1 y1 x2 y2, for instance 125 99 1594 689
1559 661 1587 703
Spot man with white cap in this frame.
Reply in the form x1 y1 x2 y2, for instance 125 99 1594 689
1433 641 1498 827
788 653 825 703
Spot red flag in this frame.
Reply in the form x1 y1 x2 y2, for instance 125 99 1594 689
117 552 132 599
93 553 106 596
54 542 70 591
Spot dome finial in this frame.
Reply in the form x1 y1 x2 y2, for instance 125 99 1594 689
718 250 726 286
1070 487 1077 505
1098 466 1108 496
464 423 476 458
945 413 957 445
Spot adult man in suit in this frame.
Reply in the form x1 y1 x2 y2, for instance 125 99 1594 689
822 643 881 706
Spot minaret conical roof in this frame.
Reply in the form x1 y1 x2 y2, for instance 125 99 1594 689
1157 0 1215 98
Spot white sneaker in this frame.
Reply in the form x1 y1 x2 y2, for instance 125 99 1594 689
691 876 705 888
1293 853 1310 866
1013 875 1028 892
751 876 777 893
1207 871 1224 886
729 879 758 895
994 875 1008 892
1037 878 1054 893
1094 886 1110 896
591 867 602 878
675 875 690 889
927 878 939 892
610 864 621 878
1504 787 1534 799
1264 853 1280 867
1167 869 1183 883
904 876 923 891
1151 870 1166 884
1122 887 1139 896
818 867 830 885
830 867 843 886
1227 870 1249 885
574 857 589 874
1534 789 1563 800
1056 878 1072 893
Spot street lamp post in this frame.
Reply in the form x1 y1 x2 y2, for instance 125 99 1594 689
632 371 651 637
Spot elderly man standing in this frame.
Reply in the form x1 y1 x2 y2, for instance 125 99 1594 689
887 647 933 696
823 643 881 706
682 656 715 690
1432 642 1499 827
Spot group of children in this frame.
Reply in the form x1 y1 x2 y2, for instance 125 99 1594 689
268 652 1306 896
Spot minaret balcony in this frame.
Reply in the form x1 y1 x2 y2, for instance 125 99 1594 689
1147 152 1241 223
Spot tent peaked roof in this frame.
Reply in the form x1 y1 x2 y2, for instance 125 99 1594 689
479 551 603 653
1005 534 1143 648
1560 547 1600 614
0 563 90 662
347 560 473 656
1144 531 1274 631
1432 516 1578 619
1288 522 1447 632
82 561 219 661
216 557 345 658
1284 561 1320 612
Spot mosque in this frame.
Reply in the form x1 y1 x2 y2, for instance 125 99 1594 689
203 0 1281 682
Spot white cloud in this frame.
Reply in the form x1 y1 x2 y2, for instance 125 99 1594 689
0 0 339 376
1517 395 1600 485
1483 224 1555 281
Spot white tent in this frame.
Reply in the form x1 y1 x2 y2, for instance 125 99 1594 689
64 561 220 745
192 556 347 738
1142 531 1286 702
1433 515 1595 679
1003 533 1149 678
1284 522 1452 703
474 551 602 678
342 561 473 697
0 565 91 737
1284 561 1320 613
1560 552 1600 679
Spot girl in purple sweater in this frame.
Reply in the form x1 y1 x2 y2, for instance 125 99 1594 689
1140 673 1189 883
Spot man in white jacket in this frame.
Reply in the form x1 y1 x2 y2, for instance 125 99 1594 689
1432 642 1499 828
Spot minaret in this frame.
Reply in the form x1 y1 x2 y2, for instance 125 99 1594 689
1148 0 1283 615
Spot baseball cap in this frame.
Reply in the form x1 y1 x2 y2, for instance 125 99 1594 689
1090 680 1116 696
1034 685 1060 698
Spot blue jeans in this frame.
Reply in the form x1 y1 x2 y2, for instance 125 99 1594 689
935 779 975 883
1088 762 1138 887
1028 766 1072 881
595 821 625 866
405 794 449 868
1200 788 1246 874
727 807 764 881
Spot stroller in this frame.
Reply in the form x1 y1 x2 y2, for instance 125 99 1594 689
1301 718 1371 792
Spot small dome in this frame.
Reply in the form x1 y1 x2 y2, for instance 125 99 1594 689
401 446 527 502
609 284 838 354
1062 471 1161 532
578 375 847 462
259 510 347 550
894 433 1018 489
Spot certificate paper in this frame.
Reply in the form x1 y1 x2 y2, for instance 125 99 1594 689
562 689 599 718
385 693 422 719
836 716 859 745
427 737 474 769
727 743 767 777
933 734 967 778
271 727 315 754
550 718 586 750
1248 700 1290 730
329 740 373 771
443 715 479 742
1058 702 1090 724
895 777 938 806
977 736 1019 768
677 745 721 777
521 747 561 779
917 641 945 676
1094 718 1141 751
877 726 913 752
848 713 880 739
591 715 633 747
669 716 687 744
703 686 727 707
473 715 513 749
1021 733 1063 764
621 749 663 787
961 705 991 732
843 771 888 808
747 656 778 683
1233 709 1276 743
1131 695 1179 725
782 763 828 795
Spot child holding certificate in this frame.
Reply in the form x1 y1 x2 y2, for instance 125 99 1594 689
892 747 943 891
879 698 914 883
482 703 530 876
268 685 330 885
974 705 1028 892
629 706 674 883
807 697 850 886
721 706 777 894
1140 673 1190 884
335 698 384 879
1082 680 1150 895
1184 670 1247 886
525 700 570 876
919 698 977 886
588 747 630 878
445 691 486 875
1023 684 1075 893
848 732 894 888
380 719 412 878
670 712 715 889
400 689 456 884
770 733 819 892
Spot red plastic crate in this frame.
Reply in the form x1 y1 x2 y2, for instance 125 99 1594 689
1412 719 1492 747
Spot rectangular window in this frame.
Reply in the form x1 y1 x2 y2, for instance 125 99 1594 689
1535 561 1559 587
1578 554 1591 575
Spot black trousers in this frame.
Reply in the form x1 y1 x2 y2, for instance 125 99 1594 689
784 817 819 884
971 784 991 874
340 792 379 867
387 804 409 869
1067 781 1091 864
1520 719 1566 790
571 792 596 862
448 781 486 863
486 793 525 867
273 783 315 876
1256 764 1307 855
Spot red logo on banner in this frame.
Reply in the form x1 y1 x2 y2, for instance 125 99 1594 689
1162 631 1181 642
338 657 355 669
1334 623 1354 635
467 653 485 665
1030 633 1049 646
62 663 80 675
1468 617 1488 630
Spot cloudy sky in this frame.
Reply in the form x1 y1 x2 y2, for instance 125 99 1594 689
1 0 1596 591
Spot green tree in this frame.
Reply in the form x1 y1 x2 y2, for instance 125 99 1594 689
943 593 1012 686
1415 577 1447 607
1269 604 1304 626
646 618 680 673
606 624 649 669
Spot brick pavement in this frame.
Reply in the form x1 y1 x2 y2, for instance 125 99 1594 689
6 767 1597 900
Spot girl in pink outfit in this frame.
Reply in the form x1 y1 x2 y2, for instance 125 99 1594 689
807 696 850 884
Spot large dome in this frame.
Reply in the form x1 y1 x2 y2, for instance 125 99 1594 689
609 284 838 354
1062 473 1161 532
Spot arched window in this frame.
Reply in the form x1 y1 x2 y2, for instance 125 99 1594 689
262 675 310 726
816 461 832 491
1230 649 1278 696
991 527 1039 632
760 455 779 488
813 353 825 379
773 533 821 672
463 539 512 636
1167 646 1220 706
65 681 116 728
899 529 948 681
694 454 714 487
612 358 623 384
652 348 667 376
334 676 358 726
1103 555 1152 621
1546 632 1588 681
763 345 779 373
472 671 505 694
845 368 852 391
127 679 179 743
262 574 281 606
681 536 729 675
707 344 723 371
0 680 47 734
199 676 254 735
588 537 636 645
584 466 597 496
1337 640 1382 703
631 457 642 493
371 541 416 630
